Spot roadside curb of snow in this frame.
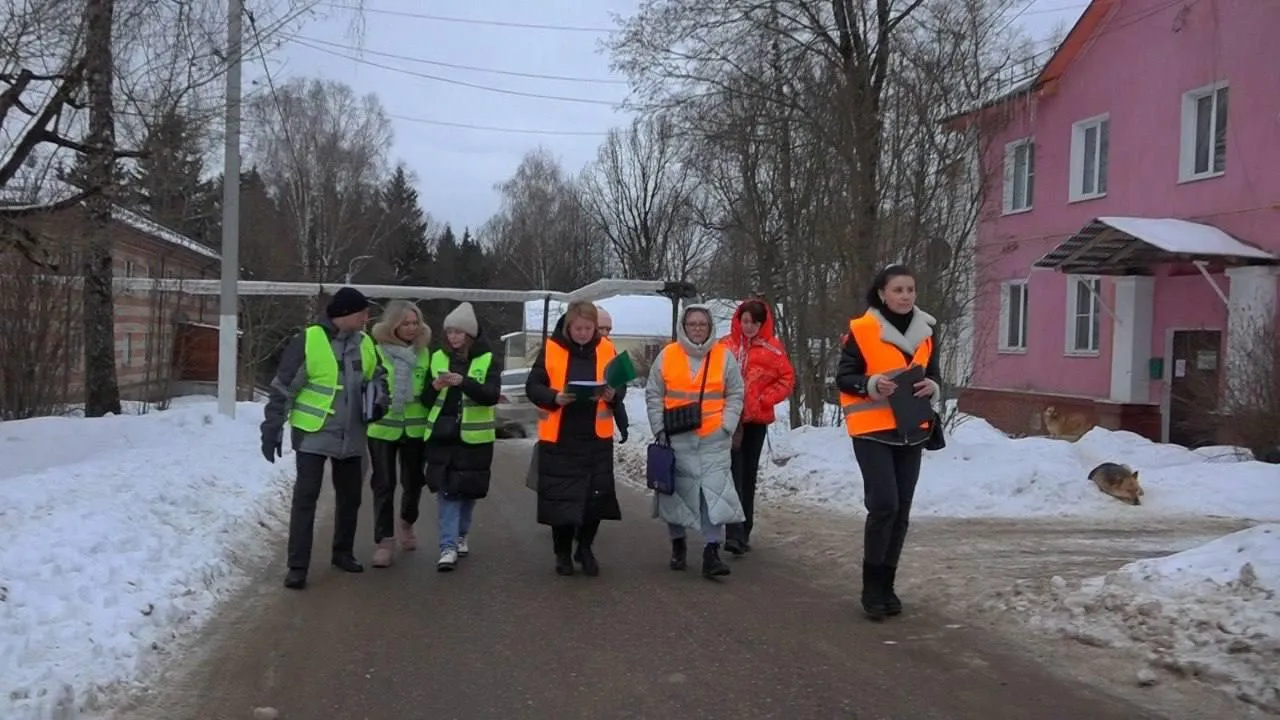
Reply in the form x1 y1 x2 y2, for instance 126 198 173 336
983 566 1280 714
4 461 295 720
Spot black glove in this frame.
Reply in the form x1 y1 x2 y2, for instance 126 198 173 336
618 426 629 444
261 435 282 463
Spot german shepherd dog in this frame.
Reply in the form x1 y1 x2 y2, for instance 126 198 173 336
1088 462 1144 506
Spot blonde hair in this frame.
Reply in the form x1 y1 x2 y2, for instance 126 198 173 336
372 300 431 349
561 300 598 338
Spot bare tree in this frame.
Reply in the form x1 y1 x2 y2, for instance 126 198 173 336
577 114 710 281
245 76 394 284
482 147 608 292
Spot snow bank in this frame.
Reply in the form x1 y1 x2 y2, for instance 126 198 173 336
617 394 1280 521
0 402 293 719
990 525 1280 713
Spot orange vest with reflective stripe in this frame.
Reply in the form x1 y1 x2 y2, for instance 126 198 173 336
661 343 727 437
537 337 617 442
838 313 933 437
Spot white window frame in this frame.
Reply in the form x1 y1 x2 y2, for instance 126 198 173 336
1065 275 1103 356
998 280 1029 353
1002 137 1035 214
1179 81 1228 183
1069 114 1109 202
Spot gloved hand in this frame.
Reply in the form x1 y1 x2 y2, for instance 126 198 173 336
618 426 629 444
261 435 282 463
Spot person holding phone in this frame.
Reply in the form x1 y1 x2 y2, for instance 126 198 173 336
835 265 942 621
419 302 502 572
526 301 624 577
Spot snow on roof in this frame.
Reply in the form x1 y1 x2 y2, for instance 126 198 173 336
1097 217 1275 260
521 294 746 338
110 205 220 261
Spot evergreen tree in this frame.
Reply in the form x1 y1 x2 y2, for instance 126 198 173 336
128 110 209 237
427 225 460 328
381 165 431 282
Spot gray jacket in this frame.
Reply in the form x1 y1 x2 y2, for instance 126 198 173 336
261 317 390 460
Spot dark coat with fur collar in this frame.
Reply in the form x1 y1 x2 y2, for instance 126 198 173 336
835 307 942 446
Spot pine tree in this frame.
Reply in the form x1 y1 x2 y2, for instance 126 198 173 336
381 165 431 282
128 109 208 235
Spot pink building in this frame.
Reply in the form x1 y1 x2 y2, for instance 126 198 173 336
953 0 1280 446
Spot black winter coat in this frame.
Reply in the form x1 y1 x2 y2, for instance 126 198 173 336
420 336 503 499
525 316 623 526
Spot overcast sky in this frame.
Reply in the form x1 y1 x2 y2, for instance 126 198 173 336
265 0 1088 232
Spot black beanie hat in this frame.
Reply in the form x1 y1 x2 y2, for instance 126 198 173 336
326 287 370 318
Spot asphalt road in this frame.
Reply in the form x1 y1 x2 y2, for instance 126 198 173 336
134 440 1166 720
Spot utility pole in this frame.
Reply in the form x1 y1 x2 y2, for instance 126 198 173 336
217 0 242 418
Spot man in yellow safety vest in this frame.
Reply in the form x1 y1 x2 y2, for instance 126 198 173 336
260 287 390 590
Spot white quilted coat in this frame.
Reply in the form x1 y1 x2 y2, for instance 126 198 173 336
645 305 746 529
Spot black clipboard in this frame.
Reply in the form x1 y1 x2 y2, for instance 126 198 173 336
887 365 932 430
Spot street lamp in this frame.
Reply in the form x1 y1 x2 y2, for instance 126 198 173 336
346 255 374 284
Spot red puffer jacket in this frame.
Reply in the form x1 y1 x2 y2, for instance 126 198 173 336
720 300 796 425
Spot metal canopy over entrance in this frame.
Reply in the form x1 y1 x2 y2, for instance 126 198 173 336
1033 216 1277 276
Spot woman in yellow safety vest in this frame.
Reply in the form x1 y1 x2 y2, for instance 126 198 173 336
366 300 433 568
644 304 746 580
420 302 502 572
835 264 942 621
526 301 624 577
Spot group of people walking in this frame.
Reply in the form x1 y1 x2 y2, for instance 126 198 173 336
259 263 941 622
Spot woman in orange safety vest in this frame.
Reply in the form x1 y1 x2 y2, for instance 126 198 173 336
525 301 624 577
835 264 942 621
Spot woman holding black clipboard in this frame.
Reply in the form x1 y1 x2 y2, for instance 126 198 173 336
836 265 944 621
526 301 625 577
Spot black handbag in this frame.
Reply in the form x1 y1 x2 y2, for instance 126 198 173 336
924 410 947 451
662 353 712 436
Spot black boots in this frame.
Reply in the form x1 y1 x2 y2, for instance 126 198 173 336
573 546 600 577
331 554 364 573
861 563 888 621
555 552 575 576
861 564 904 620
283 568 307 590
723 537 747 556
702 543 731 579
670 538 687 571
884 565 902 616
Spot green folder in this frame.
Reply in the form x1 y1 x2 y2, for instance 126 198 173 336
604 351 637 388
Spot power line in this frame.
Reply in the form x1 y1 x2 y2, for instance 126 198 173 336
288 37 623 107
318 2 616 33
288 34 628 85
387 114 612 136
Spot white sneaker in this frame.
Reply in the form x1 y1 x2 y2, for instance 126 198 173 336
437 549 458 572
457 536 470 556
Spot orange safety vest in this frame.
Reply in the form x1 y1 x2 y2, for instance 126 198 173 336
537 337 617 442
661 343 727 437
838 313 933 437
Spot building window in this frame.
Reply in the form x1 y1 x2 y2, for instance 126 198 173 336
1002 138 1035 213
1066 275 1102 355
124 260 135 278
1180 82 1228 181
999 280 1028 352
123 333 133 366
1069 114 1109 201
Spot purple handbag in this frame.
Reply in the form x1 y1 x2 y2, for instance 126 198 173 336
646 434 677 495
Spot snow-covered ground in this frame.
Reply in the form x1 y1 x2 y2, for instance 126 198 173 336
617 393 1280 711
992 525 1280 713
0 401 292 720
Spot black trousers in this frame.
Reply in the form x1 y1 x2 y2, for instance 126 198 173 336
851 438 923 568
728 422 769 543
287 451 364 570
368 436 427 543
552 519 601 555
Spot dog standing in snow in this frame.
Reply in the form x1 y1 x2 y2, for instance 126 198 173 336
1043 406 1092 441
1089 462 1144 505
